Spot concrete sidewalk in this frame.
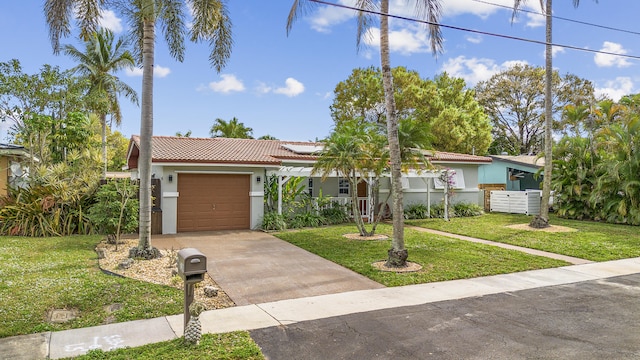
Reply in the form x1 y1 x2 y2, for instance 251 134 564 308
2 257 639 359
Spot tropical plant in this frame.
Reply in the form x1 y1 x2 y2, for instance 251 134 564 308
552 136 599 220
210 117 254 138
0 149 101 236
404 203 429 220
44 0 233 258
312 120 387 237
64 28 138 179
261 211 287 231
452 202 484 217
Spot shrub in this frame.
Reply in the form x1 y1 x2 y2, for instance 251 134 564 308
404 203 429 219
87 179 139 241
429 203 454 219
261 211 287 231
320 202 350 225
288 212 326 229
452 202 484 217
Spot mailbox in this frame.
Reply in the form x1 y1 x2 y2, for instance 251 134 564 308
177 248 207 283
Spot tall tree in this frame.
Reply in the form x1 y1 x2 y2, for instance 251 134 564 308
512 0 589 227
288 1 444 267
64 28 138 179
210 117 254 138
45 0 233 258
475 64 594 155
331 67 491 154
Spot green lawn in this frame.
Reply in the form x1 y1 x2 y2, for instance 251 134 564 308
65 333 264 360
0 235 186 338
273 224 568 287
407 213 640 262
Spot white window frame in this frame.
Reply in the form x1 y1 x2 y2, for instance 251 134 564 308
338 178 350 197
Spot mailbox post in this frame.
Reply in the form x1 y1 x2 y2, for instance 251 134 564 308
177 248 207 330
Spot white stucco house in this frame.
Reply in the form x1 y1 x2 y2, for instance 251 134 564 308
126 136 492 234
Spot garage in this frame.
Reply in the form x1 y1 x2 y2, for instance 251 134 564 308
177 173 251 232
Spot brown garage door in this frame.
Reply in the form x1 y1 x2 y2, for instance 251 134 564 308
177 174 250 232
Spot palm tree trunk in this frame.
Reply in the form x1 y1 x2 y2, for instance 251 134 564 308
380 0 407 267
101 113 107 180
540 0 553 222
137 16 155 252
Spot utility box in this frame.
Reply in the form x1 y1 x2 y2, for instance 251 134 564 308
490 190 541 215
177 248 207 283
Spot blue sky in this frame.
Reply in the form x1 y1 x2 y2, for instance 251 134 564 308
1 1 639 142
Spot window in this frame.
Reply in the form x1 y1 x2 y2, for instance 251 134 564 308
308 178 314 196
339 178 349 196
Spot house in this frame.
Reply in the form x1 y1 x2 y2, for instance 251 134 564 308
479 155 544 191
0 144 36 195
126 136 492 234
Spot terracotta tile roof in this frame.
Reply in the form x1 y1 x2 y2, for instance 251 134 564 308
127 136 492 168
129 136 320 166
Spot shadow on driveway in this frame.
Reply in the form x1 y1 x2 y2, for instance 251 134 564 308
151 230 385 305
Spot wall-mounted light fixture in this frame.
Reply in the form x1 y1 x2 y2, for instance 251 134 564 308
256 176 261 183
168 174 173 182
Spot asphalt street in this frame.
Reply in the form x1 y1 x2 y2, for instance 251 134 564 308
251 274 640 360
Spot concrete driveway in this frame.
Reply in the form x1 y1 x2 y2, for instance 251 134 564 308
151 230 384 305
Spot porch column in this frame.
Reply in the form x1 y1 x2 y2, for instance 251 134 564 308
427 178 431 218
277 176 283 215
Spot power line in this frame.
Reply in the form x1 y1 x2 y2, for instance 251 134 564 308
308 0 640 61
473 0 640 37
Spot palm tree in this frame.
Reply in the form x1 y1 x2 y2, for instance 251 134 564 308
288 0 443 267
64 28 138 179
45 0 233 258
210 117 254 138
313 120 387 237
513 0 586 227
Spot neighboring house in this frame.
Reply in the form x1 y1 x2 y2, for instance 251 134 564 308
479 155 544 191
0 144 36 195
126 136 491 234
477 155 544 212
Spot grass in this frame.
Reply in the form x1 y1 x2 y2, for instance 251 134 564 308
273 224 568 287
0 235 184 338
406 213 640 262
65 332 264 360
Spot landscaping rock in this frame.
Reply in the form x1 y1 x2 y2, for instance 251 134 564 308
203 286 219 297
118 258 134 270
529 215 550 229
128 246 162 260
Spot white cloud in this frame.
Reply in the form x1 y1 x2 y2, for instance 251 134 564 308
207 74 245 93
98 10 123 33
595 77 634 101
439 56 528 85
594 42 632 68
309 0 354 33
364 26 431 55
274 78 305 97
439 0 525 18
125 65 171 78
525 11 545 28
466 35 483 44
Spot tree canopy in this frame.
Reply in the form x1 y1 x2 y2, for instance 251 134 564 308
475 64 595 155
331 66 492 155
